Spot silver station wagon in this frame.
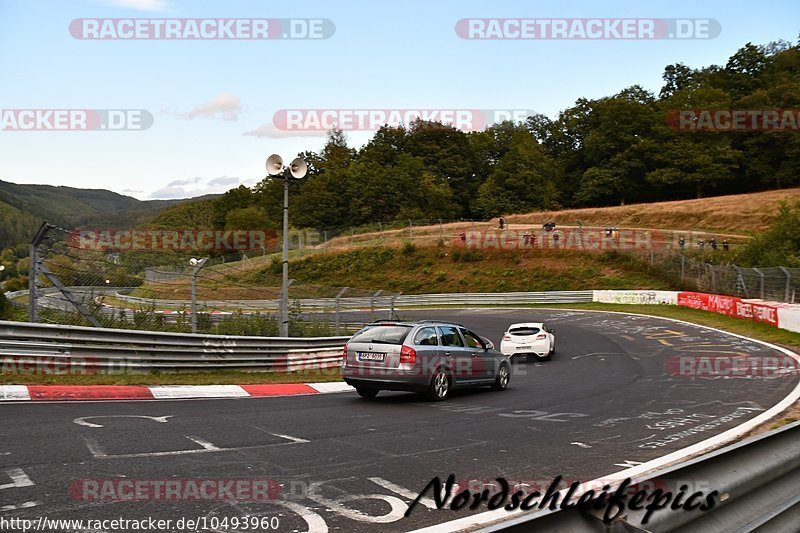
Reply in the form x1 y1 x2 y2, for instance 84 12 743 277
342 320 511 401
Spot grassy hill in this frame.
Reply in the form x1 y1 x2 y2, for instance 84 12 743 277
0 179 217 248
223 245 670 295
507 189 800 235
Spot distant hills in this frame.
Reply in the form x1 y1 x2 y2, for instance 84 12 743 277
0 179 217 248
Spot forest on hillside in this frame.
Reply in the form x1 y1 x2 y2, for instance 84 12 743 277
149 39 800 234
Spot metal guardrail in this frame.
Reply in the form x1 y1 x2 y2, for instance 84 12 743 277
477 420 800 533
0 320 348 372
108 290 595 310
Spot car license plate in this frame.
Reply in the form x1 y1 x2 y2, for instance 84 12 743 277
517 345 531 350
357 352 386 362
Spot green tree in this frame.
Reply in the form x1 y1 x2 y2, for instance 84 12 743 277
474 131 560 216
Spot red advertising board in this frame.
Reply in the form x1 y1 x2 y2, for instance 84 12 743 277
677 292 779 327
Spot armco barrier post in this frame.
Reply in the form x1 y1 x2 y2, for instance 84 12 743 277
370 290 383 320
389 292 401 320
334 287 349 335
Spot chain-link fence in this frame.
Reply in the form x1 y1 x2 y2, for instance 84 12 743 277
656 252 799 303
9 221 798 337
14 223 401 336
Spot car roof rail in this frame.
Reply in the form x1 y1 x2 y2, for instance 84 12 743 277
417 319 467 327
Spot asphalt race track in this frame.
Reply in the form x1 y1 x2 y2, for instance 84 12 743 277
1 309 798 533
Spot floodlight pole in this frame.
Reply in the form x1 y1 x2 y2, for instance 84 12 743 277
280 176 290 337
266 154 307 337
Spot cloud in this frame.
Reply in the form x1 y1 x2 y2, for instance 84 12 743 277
166 177 203 187
95 0 172 12
207 176 241 187
177 93 243 121
148 175 256 199
243 122 327 139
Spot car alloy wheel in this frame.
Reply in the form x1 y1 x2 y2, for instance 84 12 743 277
492 363 510 391
428 369 450 401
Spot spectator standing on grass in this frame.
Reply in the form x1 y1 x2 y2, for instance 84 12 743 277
710 237 717 251
498 216 505 230
722 240 729 252
678 236 686 249
698 240 705 250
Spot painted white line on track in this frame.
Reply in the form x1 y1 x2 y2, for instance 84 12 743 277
73 415 173 428
270 433 310 444
0 501 41 512
368 477 439 510
0 468 34 489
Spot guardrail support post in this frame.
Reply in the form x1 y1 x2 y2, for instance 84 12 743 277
388 292 401 320
335 287 349 335
370 290 383 320
779 266 791 303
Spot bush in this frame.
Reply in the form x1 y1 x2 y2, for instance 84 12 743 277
462 251 483 262
402 242 417 256
735 201 800 267
0 291 8 319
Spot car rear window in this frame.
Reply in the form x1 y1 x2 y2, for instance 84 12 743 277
350 325 413 344
510 327 541 336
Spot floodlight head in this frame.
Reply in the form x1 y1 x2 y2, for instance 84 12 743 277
266 154 284 175
289 158 308 179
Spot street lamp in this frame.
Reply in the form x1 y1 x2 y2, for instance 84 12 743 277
266 154 308 337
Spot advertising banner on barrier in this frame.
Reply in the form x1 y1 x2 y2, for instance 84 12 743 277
777 307 800 334
676 292 780 327
593 290 678 305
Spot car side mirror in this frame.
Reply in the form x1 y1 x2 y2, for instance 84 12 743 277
483 338 495 350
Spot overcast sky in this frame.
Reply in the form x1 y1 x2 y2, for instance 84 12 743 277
0 0 797 200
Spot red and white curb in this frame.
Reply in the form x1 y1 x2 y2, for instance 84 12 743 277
0 382 354 402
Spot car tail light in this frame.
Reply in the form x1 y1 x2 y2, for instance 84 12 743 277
536 334 547 340
341 343 348 364
503 335 511 341
400 345 416 364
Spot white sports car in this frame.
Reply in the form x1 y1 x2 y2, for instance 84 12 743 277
500 322 556 361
